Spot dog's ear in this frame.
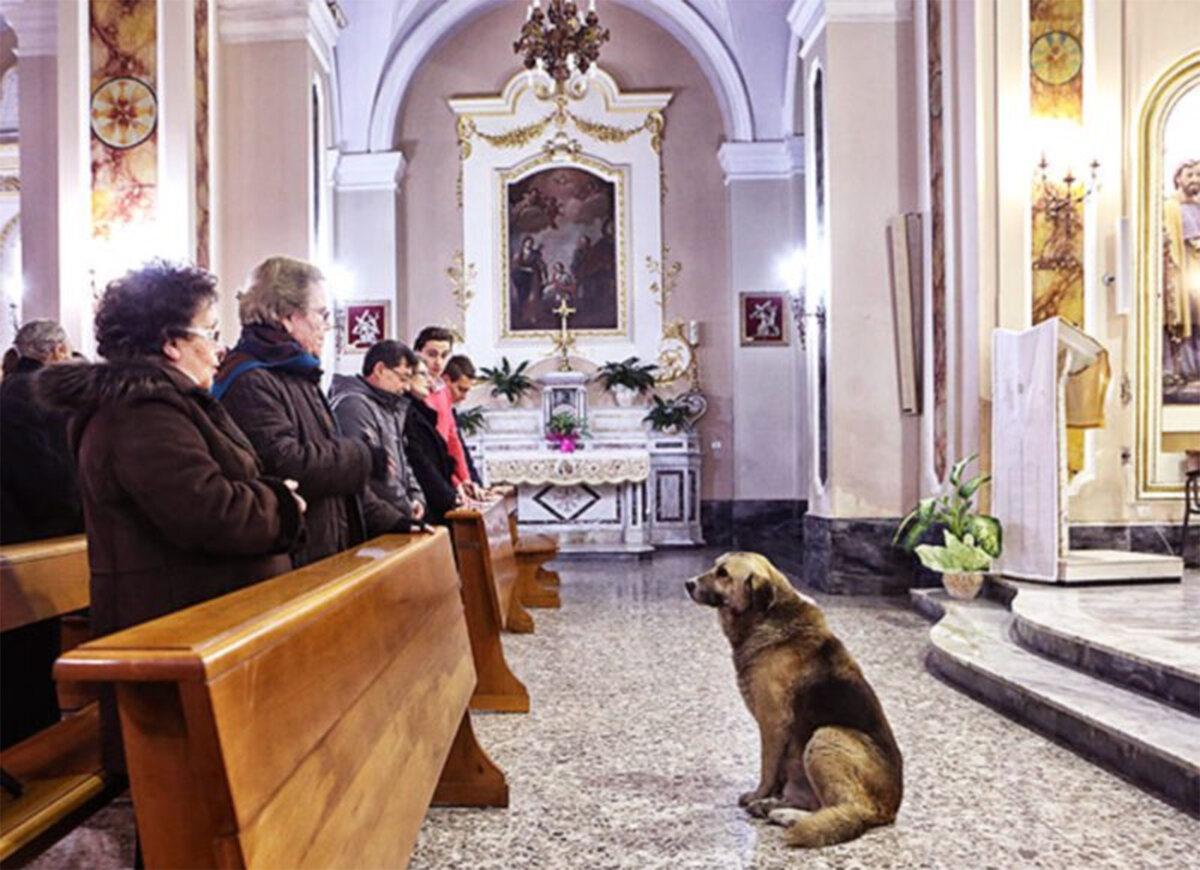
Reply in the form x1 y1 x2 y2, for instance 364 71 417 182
746 572 776 611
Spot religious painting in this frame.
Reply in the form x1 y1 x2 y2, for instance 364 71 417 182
740 292 789 346
1159 85 1200 410
504 165 619 335
1136 52 1200 496
341 301 390 354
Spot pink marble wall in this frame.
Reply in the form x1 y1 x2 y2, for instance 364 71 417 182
397 2 732 499
195 0 210 268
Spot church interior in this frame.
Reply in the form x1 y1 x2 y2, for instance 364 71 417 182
0 0 1197 867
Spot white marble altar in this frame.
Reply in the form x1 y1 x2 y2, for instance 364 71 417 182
468 371 704 554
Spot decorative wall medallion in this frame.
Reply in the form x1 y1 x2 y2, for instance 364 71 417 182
1030 30 1083 85
90 77 158 149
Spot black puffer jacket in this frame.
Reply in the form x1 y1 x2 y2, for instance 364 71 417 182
404 399 459 525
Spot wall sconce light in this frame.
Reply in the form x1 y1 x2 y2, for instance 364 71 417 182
778 247 825 351
1032 152 1100 271
788 290 826 352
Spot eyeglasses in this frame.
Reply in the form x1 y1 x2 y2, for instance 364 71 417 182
181 326 221 343
309 307 332 325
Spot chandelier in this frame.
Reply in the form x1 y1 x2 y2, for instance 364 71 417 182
514 0 610 86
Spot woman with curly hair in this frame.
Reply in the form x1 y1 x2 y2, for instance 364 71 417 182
38 260 305 776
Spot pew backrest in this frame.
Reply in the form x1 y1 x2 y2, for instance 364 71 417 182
0 535 88 632
447 499 519 629
56 529 476 870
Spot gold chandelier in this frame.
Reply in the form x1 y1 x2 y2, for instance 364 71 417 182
514 0 610 86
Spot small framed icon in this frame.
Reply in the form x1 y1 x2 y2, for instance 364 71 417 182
739 292 789 346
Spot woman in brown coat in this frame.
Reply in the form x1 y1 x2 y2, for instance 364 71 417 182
39 261 304 775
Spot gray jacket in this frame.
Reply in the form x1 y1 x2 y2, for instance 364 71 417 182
329 374 426 531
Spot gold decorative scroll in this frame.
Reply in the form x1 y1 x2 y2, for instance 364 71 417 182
446 250 477 342
467 115 555 150
1029 0 1083 121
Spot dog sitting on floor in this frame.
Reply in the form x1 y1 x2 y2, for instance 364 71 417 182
685 552 903 848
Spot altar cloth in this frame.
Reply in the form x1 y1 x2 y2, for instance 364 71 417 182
484 448 651 486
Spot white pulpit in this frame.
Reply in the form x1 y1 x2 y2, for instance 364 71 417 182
992 318 1182 583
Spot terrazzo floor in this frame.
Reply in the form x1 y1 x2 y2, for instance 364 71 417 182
23 549 1199 869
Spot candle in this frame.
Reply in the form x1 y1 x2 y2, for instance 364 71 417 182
687 320 701 345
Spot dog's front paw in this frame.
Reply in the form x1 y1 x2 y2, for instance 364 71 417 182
738 790 767 807
744 797 785 819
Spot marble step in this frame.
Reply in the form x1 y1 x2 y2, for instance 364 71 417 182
912 589 1200 815
1001 579 1200 714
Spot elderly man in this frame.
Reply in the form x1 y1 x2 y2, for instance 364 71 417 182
0 319 82 749
1 319 81 545
330 340 428 533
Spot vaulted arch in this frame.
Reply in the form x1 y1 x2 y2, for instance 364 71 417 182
365 0 754 150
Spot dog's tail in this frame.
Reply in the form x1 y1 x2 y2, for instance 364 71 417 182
783 803 883 849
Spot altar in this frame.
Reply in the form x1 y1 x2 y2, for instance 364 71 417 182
467 372 704 555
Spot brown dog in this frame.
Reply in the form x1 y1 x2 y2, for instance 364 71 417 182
685 552 903 848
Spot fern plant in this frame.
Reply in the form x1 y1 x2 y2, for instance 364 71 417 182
643 395 692 432
596 357 658 393
478 357 534 404
456 406 487 437
893 454 1003 572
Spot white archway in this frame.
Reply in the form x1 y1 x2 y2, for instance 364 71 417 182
365 0 755 151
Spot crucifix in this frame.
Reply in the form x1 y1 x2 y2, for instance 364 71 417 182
551 297 577 371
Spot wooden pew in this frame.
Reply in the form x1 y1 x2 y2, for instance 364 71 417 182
446 500 532 713
56 529 506 870
0 535 106 863
502 493 562 609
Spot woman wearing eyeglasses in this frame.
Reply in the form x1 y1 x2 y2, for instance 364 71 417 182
38 260 306 777
213 255 380 567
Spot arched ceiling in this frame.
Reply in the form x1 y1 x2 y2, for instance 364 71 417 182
334 0 792 152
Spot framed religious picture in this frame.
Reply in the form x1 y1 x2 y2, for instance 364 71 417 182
340 301 391 354
740 292 789 346
502 164 622 336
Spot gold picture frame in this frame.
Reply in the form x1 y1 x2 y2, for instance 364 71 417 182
1136 50 1200 498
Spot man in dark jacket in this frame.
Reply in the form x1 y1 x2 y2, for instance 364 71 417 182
1 320 82 544
213 256 380 567
330 340 427 533
0 319 83 748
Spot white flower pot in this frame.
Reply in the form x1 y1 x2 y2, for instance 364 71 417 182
612 384 639 407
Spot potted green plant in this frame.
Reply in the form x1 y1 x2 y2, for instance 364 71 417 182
456 405 487 438
478 357 534 404
643 394 692 434
545 410 586 452
893 454 1003 600
596 357 658 407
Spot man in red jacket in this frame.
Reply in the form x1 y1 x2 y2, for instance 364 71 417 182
413 326 480 500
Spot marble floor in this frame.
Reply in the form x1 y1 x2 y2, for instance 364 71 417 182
23 549 1199 869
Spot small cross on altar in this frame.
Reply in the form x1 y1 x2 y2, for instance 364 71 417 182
551 297 577 371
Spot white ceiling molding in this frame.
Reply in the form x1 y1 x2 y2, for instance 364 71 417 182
218 0 342 74
334 150 406 192
0 0 59 57
366 0 755 151
789 0 912 48
717 138 805 184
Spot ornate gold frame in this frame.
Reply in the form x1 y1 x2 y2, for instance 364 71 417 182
1136 51 1200 498
497 153 629 340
